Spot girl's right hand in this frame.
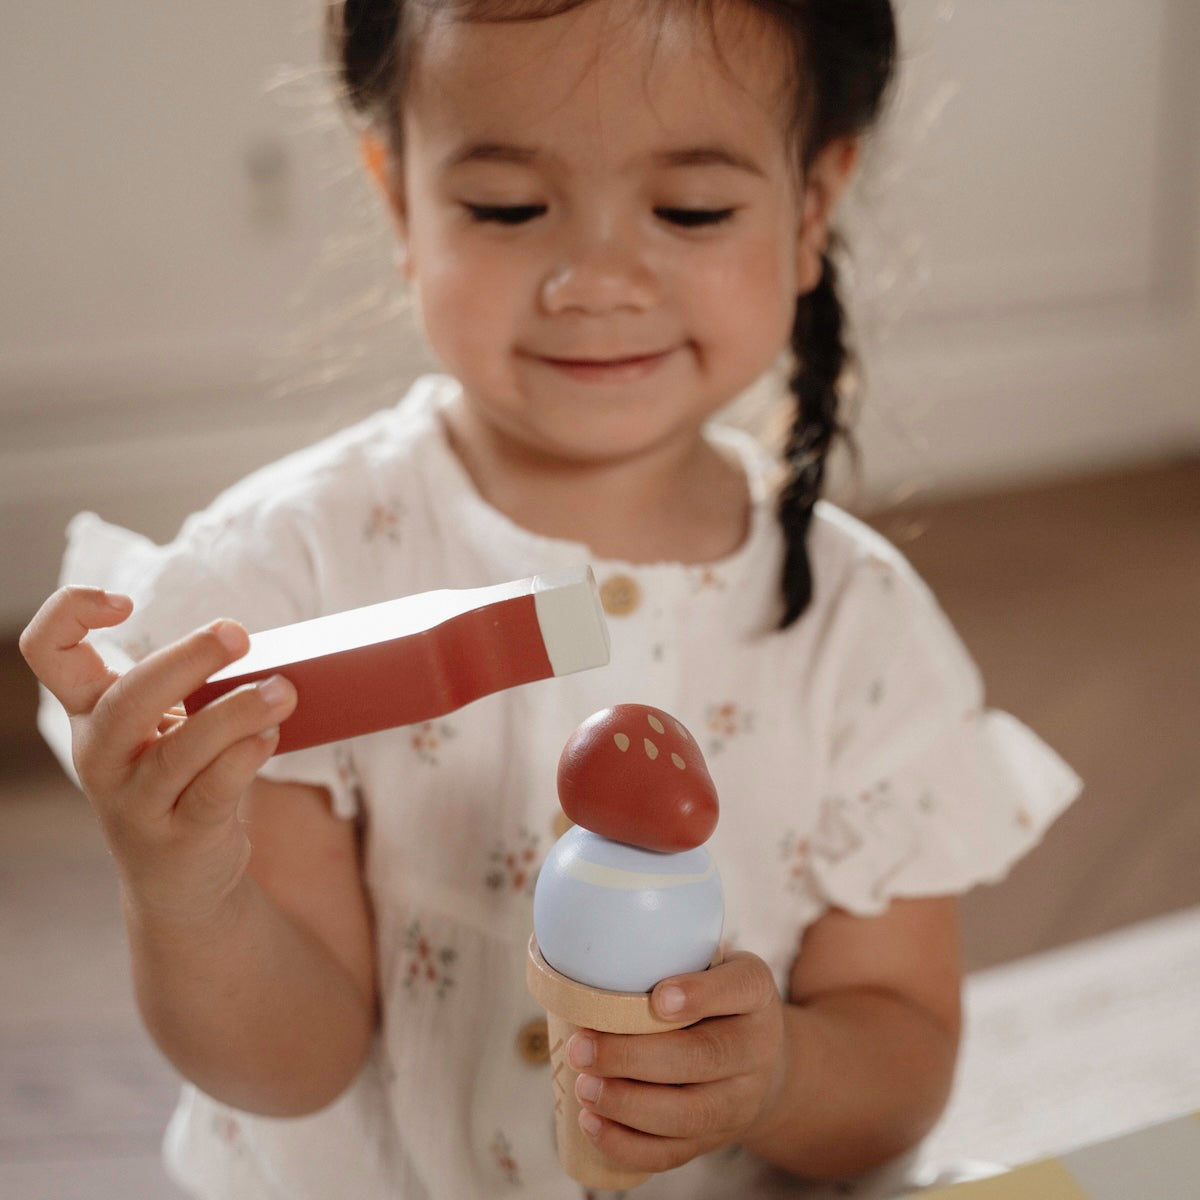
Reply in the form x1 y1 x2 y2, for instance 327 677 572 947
20 586 298 925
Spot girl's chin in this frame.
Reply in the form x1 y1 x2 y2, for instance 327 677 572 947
447 370 717 467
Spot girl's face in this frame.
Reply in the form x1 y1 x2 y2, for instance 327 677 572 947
383 0 848 470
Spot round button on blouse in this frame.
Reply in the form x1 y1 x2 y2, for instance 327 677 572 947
516 1017 551 1065
599 573 641 617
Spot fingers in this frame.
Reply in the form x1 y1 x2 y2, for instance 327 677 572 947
564 954 778 1084
20 586 134 716
568 1015 749 1087
651 951 779 1025
576 1071 759 1143
576 1113 695 1174
82 619 251 775
153 677 297 825
566 952 787 1170
173 727 282 829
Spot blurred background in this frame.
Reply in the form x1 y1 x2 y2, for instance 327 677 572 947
2 1 1198 1196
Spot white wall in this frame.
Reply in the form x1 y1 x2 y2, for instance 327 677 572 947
3 0 1199 628
843 0 1200 502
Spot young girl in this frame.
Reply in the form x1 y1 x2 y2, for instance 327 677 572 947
21 2 1080 1197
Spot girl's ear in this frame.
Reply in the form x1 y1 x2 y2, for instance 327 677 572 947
360 130 414 279
795 137 860 294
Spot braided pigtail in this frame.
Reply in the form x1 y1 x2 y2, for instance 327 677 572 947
778 249 852 628
755 0 896 627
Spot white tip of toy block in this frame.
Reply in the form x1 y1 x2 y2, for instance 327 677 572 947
533 568 611 677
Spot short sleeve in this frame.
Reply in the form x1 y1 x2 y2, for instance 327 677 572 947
37 510 363 820
806 540 1082 917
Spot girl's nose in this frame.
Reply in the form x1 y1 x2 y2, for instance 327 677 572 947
539 228 660 316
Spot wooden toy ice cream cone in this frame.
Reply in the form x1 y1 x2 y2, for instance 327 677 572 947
526 935 694 1190
528 704 726 1189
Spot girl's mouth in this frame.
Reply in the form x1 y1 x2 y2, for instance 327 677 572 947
532 349 677 383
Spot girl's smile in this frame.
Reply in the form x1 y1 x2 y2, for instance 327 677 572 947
523 347 682 385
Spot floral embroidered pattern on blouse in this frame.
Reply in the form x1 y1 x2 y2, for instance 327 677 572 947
810 796 865 864
705 700 755 754
402 921 456 998
333 745 367 813
490 1130 521 1186
410 720 456 765
211 1110 246 1154
364 500 404 543
689 566 727 593
486 826 541 895
865 552 896 592
779 830 817 896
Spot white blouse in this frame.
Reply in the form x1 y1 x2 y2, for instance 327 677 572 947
43 374 1080 1199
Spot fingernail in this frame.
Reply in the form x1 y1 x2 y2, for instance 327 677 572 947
656 985 685 1016
257 725 280 745
256 675 293 709
567 1034 594 1068
105 592 133 612
214 621 245 655
576 1074 601 1103
579 1110 602 1138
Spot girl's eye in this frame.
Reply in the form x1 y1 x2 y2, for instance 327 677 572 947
464 203 547 225
656 207 736 228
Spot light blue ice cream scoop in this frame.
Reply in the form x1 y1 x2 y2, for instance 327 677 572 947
533 824 724 992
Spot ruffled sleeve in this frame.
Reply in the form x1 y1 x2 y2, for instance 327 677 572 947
805 531 1082 916
37 509 364 820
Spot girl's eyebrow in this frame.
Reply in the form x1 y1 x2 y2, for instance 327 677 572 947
440 141 765 177
655 147 766 177
440 142 539 171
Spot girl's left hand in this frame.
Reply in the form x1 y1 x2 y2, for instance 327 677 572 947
566 951 786 1173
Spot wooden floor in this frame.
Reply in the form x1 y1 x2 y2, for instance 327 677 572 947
1 457 1198 1196
0 784 189 1199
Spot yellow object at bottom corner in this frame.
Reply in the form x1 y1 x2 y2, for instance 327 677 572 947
918 1157 1089 1199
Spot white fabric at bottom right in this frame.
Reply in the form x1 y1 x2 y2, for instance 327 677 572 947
921 905 1200 1172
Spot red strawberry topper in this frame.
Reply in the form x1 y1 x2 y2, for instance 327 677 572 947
556 704 719 852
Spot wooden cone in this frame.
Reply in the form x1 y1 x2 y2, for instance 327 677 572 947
526 935 692 1190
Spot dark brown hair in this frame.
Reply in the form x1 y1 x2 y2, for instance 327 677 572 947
328 0 897 627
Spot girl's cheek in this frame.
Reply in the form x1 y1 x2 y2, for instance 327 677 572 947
694 240 795 319
430 236 528 295
418 265 515 375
